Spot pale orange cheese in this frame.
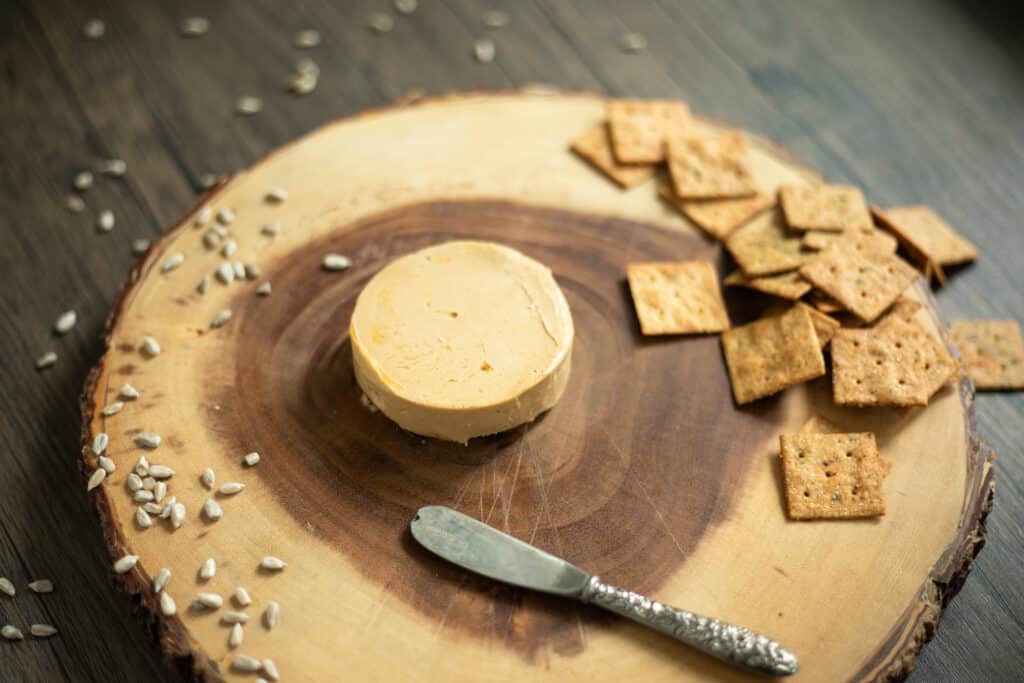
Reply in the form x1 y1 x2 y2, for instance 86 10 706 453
350 241 574 444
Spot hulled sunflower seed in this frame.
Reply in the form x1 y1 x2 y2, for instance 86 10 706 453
98 456 115 473
28 580 54 593
141 336 161 357
148 465 174 479
260 556 286 571
243 452 260 466
216 262 235 285
395 0 418 14
66 194 86 213
102 401 124 416
92 432 109 455
153 568 171 593
262 659 280 681
2 625 24 640
161 252 185 273
264 601 280 629
367 12 394 33
135 454 150 476
143 501 162 514
232 655 262 672
235 96 262 116
97 209 115 232
216 207 235 225
194 205 212 227
620 31 647 53
221 239 237 258
30 624 58 638
199 173 219 190
200 468 215 490
100 158 127 177
83 19 105 39
287 68 318 95
261 222 280 236
482 10 509 29
322 253 351 271
133 490 154 503
136 507 152 528
244 263 261 280
135 433 161 449
113 555 139 574
180 16 209 37
153 481 166 503
234 586 252 607
118 383 139 400
211 309 232 329
194 592 223 609
160 591 176 616
203 229 221 250
221 611 247 624
73 170 94 191
473 38 496 63
197 275 210 294
87 468 107 491
202 498 223 522
229 622 243 649
160 497 176 519
293 29 320 48
265 187 288 203
54 310 77 334
131 238 150 255
233 261 246 280
142 476 155 490
126 473 143 491
35 351 57 370
199 558 216 580
256 281 272 296
219 482 245 495
0 577 15 597
170 503 186 529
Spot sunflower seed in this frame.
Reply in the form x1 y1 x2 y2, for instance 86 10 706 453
73 170 94 190
368 12 394 33
102 401 124 416
221 611 248 624
153 568 171 593
323 253 351 271
35 351 57 369
264 601 280 629
153 481 166 503
482 10 509 29
28 580 54 593
160 497 176 519
126 473 143 491
236 96 262 116
118 383 139 400
233 261 246 280
261 222 281 236
99 456 115 473
228 622 244 649
2 625 24 640
0 577 15 597
194 205 212 228
360 393 378 412
211 309 232 329
221 239 237 258
199 558 216 580
294 29 320 48
30 624 58 638
180 16 209 37
200 468 215 490
256 281 272 296
161 252 185 273
219 482 245 495
473 38 496 63
143 501 162 514
265 187 288 203
141 476 156 490
141 336 161 357
234 586 252 607
216 207 235 225
87 468 107 491
243 452 260 466
194 592 223 609
54 310 77 334
113 555 139 574
216 262 235 285
66 194 86 213
197 275 210 294
287 68 318 95
202 230 221 251
100 158 127 177
394 0 418 14
202 498 223 522
133 489 154 503
199 173 219 190
232 655 262 672
148 465 174 479
97 209 115 232
135 455 150 476
135 433 161 449
83 19 105 39
92 432 109 455
260 556 286 571
243 263 261 280
170 503 186 529
620 31 647 53
262 659 280 680
160 591 176 616
131 238 151 255
135 507 152 528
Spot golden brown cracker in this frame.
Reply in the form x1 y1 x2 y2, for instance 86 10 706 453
721 305 826 404
799 302 841 348
606 99 689 164
570 124 654 189
724 269 812 300
666 134 757 200
779 433 886 519
950 320 1024 390
626 261 730 335
874 205 978 266
658 184 775 240
799 245 918 323
724 208 806 276
886 296 923 323
803 225 898 255
779 183 872 232
807 290 845 314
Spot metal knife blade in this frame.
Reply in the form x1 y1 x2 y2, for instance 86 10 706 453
410 505 590 597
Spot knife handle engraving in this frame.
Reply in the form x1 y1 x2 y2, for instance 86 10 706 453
580 576 798 676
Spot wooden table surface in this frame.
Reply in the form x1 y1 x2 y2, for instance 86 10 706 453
1 1 1021 680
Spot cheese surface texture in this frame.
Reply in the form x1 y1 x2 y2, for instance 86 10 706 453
350 241 574 443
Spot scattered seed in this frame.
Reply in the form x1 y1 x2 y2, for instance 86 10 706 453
256 281 272 296
232 655 262 672
131 238 151 255
482 10 509 29
260 556 286 571
211 309 233 329
170 502 186 529
202 498 223 522
135 432 161 449
118 383 139 400
244 452 260 466
113 555 139 574
87 468 107 491
265 187 288 203
98 456 116 473
195 592 223 609
160 497 176 519
161 252 185 273
143 501 162 514
136 507 152 528
261 222 281 236
141 476 156 490
264 601 280 629
141 336 161 357
229 622 244 649
360 393 379 412
219 482 245 495
197 275 210 295
35 351 57 370
234 586 252 607
28 580 54 594
217 262 235 285
160 591 176 616
97 209 115 233
133 490 154 503
368 12 394 33
222 239 237 258
126 473 143 492
135 455 150 476
102 401 124 416
83 19 106 39
180 16 210 37
216 207 235 225
2 625 24 641
73 170 94 190
395 0 418 14
221 611 248 624
620 31 647 54
53 310 77 335
153 568 171 593
286 66 318 95
30 624 58 638
202 229 221 251
0 578 14 597
154 481 166 503
92 432 108 455
323 253 351 271
262 659 280 681
200 468 215 490
66 195 86 213
194 205 212 228
244 263 261 280
233 261 246 280
100 158 127 177
294 29 320 48
199 173 219 190
473 38 496 63
236 96 263 116
199 558 216 581
148 465 174 480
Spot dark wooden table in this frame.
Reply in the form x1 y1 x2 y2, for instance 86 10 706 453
2 1 1021 680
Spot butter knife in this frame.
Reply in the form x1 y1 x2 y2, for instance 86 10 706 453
410 505 798 677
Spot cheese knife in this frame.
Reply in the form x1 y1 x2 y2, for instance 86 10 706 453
410 505 798 677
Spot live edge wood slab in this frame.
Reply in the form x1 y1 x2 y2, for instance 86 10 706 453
80 92 994 682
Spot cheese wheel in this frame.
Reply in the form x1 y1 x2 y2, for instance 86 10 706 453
350 241 574 444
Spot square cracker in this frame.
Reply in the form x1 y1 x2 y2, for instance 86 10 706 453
798 417 892 474
626 261 730 335
606 99 689 164
779 433 886 519
570 124 654 189
721 305 825 404
873 205 978 266
658 183 775 240
808 290 844 314
763 302 840 348
724 269 812 300
831 316 957 407
779 183 872 232
802 225 898 255
950 320 1024 390
725 208 806 276
799 245 918 323
666 134 757 200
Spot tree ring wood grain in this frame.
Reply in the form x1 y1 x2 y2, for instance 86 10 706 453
80 91 994 683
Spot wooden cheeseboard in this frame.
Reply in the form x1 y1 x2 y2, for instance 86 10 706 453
81 91 993 682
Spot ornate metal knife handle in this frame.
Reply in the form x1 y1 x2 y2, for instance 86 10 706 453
581 576 798 676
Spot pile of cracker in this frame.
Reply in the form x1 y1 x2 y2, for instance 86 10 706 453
572 98 1024 521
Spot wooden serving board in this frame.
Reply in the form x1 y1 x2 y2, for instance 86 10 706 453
82 91 993 682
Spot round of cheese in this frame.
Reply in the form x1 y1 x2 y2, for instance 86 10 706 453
350 240 574 444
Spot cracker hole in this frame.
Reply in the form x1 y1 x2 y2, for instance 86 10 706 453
846 451 853 458
826 471 835 478
852 486 860 496
898 378 905 385
860 290 868 298
855 378 862 384
924 363 930 370
875 359 882 365
895 341 902 348
803 490 810 497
